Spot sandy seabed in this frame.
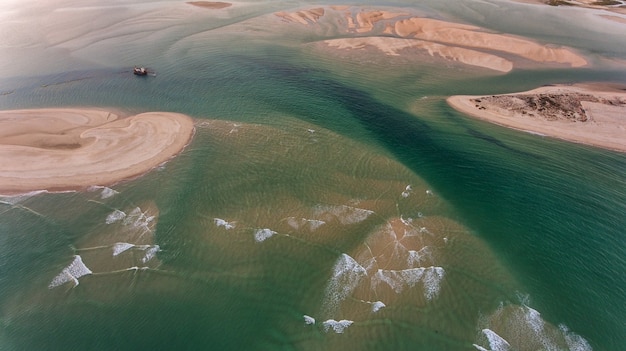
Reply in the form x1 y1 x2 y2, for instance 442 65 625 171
447 84 626 153
0 108 195 195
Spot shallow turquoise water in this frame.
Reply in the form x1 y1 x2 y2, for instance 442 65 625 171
1 1 625 350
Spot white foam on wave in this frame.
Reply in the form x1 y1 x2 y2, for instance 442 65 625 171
523 305 546 337
372 266 445 300
501 304 558 351
323 254 367 314
315 205 374 225
481 329 511 351
123 207 155 230
401 225 433 238
88 186 118 199
141 245 160 263
481 302 593 351
254 228 276 242
214 218 235 230
286 217 325 232
0 190 46 205
48 255 92 289
112 242 134 256
401 184 413 198
322 319 353 333
560 324 592 351
371 301 386 313
400 216 413 226
105 209 126 224
407 247 432 267
303 315 316 325
100 187 118 199
422 267 445 299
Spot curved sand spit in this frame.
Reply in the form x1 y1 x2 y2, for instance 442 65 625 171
447 84 626 152
0 108 195 195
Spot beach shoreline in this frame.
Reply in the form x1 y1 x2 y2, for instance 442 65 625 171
0 108 196 195
447 83 626 153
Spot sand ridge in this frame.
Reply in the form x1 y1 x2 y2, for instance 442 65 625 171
0 108 195 195
324 37 514 72
275 8 325 25
447 84 626 152
274 6 588 72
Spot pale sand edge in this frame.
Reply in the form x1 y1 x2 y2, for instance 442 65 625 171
446 85 626 153
0 109 196 196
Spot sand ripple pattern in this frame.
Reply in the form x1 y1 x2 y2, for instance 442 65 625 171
0 108 195 194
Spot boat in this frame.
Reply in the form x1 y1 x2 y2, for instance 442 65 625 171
133 67 148 76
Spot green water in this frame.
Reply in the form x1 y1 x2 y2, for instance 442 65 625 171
1 1 625 350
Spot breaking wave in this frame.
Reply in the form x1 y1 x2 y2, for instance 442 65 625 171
112 242 135 256
286 217 325 231
214 218 235 230
371 266 445 300
254 228 277 242
314 205 374 225
322 319 353 333
322 254 367 315
48 255 92 289
105 209 126 224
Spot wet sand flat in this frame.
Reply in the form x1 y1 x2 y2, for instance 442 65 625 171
0 108 195 194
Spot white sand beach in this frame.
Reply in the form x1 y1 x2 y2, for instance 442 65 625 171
447 84 626 152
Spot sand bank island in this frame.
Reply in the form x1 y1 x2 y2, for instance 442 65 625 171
0 108 195 195
447 84 626 152
275 7 587 72
186 1 232 9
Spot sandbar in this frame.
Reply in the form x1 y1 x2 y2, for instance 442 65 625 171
447 84 626 152
0 108 195 195
275 8 325 24
324 37 515 72
186 1 232 9
276 6 587 72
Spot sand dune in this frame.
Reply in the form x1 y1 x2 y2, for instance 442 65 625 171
0 108 195 194
447 84 626 152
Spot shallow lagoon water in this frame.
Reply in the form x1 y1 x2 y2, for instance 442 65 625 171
1 1 625 350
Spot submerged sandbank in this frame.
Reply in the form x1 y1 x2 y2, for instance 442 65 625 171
447 84 626 152
0 108 195 195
